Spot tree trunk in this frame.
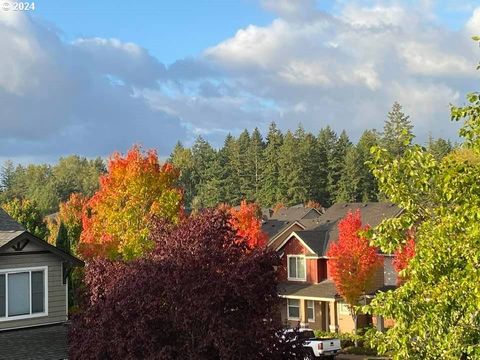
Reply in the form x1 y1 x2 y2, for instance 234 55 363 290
353 312 358 347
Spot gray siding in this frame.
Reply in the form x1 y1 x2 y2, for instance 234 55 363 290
0 253 67 330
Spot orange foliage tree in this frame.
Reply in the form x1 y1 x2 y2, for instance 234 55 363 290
79 145 183 260
59 193 88 255
228 200 268 249
393 234 415 284
327 210 383 336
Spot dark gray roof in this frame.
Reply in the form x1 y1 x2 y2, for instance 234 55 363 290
0 324 68 360
263 207 323 242
0 208 26 247
283 202 401 256
270 207 321 221
278 280 338 300
294 230 328 255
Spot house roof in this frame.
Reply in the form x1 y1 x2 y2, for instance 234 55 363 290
278 280 338 300
264 206 323 245
0 208 83 267
0 208 26 247
0 324 67 360
276 202 402 256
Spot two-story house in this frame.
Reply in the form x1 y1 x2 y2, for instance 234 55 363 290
270 202 401 333
0 208 83 359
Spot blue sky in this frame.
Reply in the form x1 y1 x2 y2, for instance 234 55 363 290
1 0 480 163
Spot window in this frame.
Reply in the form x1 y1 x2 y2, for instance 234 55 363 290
287 299 300 320
338 301 350 315
306 300 315 322
287 255 306 281
0 267 48 321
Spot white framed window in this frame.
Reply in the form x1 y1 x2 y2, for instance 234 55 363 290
287 255 306 281
287 299 300 320
337 301 350 315
306 300 315 322
0 266 48 321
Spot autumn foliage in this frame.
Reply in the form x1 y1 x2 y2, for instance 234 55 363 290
78 146 183 260
228 200 268 249
393 234 415 284
327 210 383 309
69 209 291 359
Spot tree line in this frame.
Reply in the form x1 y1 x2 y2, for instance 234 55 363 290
169 102 453 209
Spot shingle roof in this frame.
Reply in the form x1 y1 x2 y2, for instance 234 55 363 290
278 280 338 300
270 207 320 221
293 230 328 255
0 324 68 360
279 202 401 256
263 207 323 242
0 208 26 247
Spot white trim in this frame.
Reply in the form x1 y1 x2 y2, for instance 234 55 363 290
276 232 316 255
268 221 306 246
65 276 68 319
279 294 335 302
0 266 48 322
306 300 315 322
287 255 307 281
0 321 64 332
287 298 300 321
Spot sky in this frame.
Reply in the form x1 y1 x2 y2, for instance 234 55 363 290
1 0 479 163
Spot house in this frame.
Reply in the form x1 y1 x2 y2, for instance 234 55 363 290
271 202 401 333
263 205 324 250
0 208 83 359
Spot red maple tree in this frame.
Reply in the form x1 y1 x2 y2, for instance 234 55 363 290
227 200 268 249
327 210 383 335
393 232 415 284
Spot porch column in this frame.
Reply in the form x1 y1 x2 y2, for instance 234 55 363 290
328 301 338 332
299 299 307 327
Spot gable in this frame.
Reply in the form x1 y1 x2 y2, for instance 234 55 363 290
277 233 316 256
0 232 83 267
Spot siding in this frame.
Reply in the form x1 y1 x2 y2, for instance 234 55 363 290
0 253 66 330
278 237 311 282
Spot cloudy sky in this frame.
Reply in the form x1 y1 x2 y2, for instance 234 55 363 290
1 0 479 163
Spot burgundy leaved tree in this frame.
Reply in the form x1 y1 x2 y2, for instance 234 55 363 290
69 209 301 360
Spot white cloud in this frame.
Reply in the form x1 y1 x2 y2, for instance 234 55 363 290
0 1 479 163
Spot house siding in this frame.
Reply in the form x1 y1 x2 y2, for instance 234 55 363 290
278 237 311 282
268 223 304 251
0 253 66 330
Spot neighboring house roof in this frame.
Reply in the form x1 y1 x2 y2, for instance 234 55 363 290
276 202 402 256
0 324 67 360
0 208 83 267
278 280 338 300
264 207 323 245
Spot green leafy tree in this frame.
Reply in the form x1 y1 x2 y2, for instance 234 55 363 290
382 101 414 157
366 87 480 358
219 134 241 205
1 198 48 239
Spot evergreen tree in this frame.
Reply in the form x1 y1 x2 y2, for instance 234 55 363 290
328 130 351 203
258 122 283 206
336 146 362 202
55 221 70 254
278 130 307 205
218 134 241 205
356 129 380 201
237 130 253 200
191 137 222 209
169 142 196 207
427 136 453 161
248 128 265 201
382 102 414 157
